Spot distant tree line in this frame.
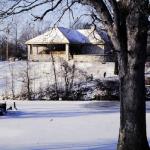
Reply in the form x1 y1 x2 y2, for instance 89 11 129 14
0 21 49 61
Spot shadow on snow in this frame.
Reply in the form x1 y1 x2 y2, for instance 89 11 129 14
1 101 150 119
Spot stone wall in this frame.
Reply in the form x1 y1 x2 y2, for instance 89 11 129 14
29 54 66 62
29 54 115 62
73 54 115 62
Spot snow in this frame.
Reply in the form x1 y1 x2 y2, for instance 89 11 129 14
0 101 150 150
26 27 104 45
0 61 117 98
77 28 104 44
0 101 118 150
60 27 88 44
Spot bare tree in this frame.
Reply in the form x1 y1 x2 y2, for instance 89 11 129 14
82 1 149 149
60 60 75 99
0 0 149 149
11 17 20 57
50 50 59 99
9 62 15 99
20 61 33 100
6 26 10 61
4 74 9 99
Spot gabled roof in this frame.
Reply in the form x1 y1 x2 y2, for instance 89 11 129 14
25 28 69 45
25 27 104 45
77 28 104 44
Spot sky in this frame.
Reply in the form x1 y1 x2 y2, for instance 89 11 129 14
0 1 92 38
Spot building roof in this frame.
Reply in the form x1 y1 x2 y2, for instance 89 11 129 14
25 27 104 45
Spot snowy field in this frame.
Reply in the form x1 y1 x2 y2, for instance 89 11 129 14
0 101 150 150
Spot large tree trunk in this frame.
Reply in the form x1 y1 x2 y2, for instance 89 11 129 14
117 61 149 150
117 1 149 149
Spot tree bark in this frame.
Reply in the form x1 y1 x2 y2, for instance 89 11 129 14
117 1 149 149
117 61 149 150
114 60 119 75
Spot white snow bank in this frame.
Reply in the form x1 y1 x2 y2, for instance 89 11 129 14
0 61 117 98
0 101 150 150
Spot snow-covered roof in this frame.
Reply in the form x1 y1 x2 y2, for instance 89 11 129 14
25 27 104 45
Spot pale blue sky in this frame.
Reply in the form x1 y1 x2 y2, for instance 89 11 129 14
0 1 92 37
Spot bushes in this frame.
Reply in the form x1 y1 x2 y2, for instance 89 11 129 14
88 80 119 101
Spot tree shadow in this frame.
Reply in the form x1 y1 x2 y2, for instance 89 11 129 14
0 101 121 119
0 140 117 150
2 101 150 119
84 101 150 114
2 109 102 119
31 141 117 150
83 101 120 113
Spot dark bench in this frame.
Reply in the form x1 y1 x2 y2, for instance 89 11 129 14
0 103 7 116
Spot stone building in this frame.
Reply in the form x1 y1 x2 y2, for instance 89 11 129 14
25 27 114 62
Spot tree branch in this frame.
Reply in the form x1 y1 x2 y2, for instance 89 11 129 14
32 0 63 20
80 0 113 28
108 0 120 26
0 0 52 19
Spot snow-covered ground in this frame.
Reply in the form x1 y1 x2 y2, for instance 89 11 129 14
0 61 117 98
0 101 150 150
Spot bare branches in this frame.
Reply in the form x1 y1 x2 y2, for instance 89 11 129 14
71 13 91 28
0 0 52 19
0 0 115 26
0 0 119 35
108 0 120 26
53 0 78 25
0 0 121 52
32 0 63 20
0 0 121 56
80 0 113 27
0 0 124 59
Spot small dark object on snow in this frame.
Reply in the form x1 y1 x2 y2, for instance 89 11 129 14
104 72 106 78
0 103 7 116
7 106 12 110
13 102 17 110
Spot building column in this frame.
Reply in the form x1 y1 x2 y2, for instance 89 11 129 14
65 44 70 61
27 45 30 60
